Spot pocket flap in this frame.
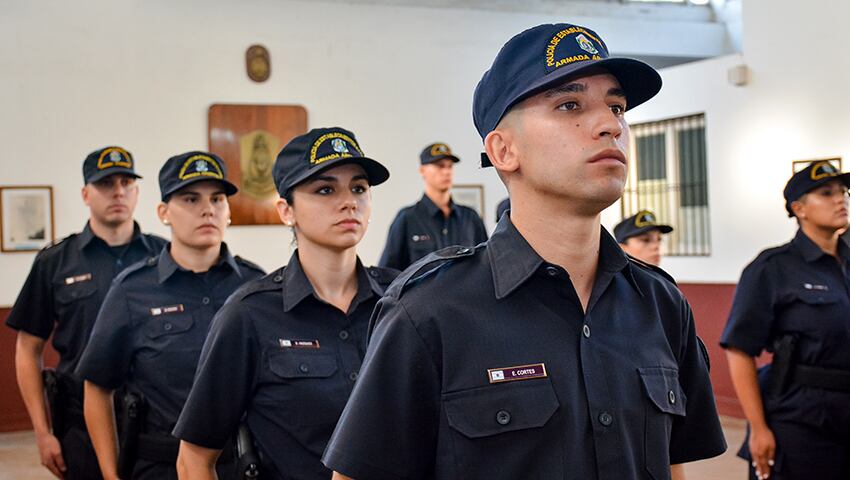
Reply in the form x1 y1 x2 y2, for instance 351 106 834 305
794 290 840 305
145 313 194 339
638 367 686 416
269 351 338 379
443 380 559 439
54 280 98 304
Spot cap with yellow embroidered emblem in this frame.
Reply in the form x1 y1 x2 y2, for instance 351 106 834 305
82 146 141 184
158 151 238 201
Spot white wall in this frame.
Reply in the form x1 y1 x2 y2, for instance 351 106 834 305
616 0 850 283
0 0 728 304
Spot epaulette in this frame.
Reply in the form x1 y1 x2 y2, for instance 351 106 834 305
41 233 76 253
365 266 401 295
114 256 157 284
626 254 677 286
235 255 265 274
236 267 285 300
388 245 479 298
751 243 791 264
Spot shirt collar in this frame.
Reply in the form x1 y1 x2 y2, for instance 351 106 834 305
78 221 149 251
157 242 241 284
418 194 455 218
487 215 634 299
282 251 378 313
793 228 850 263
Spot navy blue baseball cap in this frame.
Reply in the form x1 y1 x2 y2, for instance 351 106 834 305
82 146 141 184
783 160 850 217
158 151 238 201
473 23 662 167
420 143 460 165
614 210 673 243
273 127 390 198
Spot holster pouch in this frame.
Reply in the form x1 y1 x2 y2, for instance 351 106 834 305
117 390 145 479
236 424 261 479
768 334 798 396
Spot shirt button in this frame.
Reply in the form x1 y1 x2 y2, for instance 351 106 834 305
495 410 511 425
273 275 283 283
442 228 448 235
116 259 123 268
598 412 613 426
545 266 558 276
299 363 309 373
348 372 359 381
369 269 379 278
668 390 676 404
582 324 591 338
339 330 350 340
456 247 471 255
163 322 173 331
202 297 210 305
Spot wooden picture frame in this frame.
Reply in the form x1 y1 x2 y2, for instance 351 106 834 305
208 104 308 225
792 157 842 174
0 186 55 252
451 184 485 219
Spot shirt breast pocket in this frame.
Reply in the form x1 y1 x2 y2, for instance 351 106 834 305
139 313 201 390
267 351 342 426
638 367 687 480
442 379 563 478
53 280 98 316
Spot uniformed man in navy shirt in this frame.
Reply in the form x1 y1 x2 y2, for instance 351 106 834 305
324 23 726 480
378 143 487 271
6 146 166 479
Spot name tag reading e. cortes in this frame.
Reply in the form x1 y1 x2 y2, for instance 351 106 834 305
150 304 185 316
64 273 92 285
488 363 547 384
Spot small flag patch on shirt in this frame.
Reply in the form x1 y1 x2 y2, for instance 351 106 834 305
488 363 547 384
64 273 92 285
279 339 321 349
150 304 185 316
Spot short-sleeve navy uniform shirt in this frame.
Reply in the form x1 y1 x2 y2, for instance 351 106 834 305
5 222 165 396
721 229 850 428
75 244 264 434
378 195 488 271
324 216 726 480
173 253 399 480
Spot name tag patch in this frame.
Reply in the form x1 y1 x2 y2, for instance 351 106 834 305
150 304 185 316
411 234 431 242
64 273 92 285
488 363 547 384
803 283 829 291
279 339 320 349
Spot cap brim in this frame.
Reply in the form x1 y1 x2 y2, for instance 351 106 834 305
621 224 674 242
87 168 142 183
481 57 662 168
162 177 239 200
285 156 390 195
423 155 460 165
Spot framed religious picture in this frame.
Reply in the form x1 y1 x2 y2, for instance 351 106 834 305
0 185 55 252
451 184 485 219
792 157 842 174
208 104 308 225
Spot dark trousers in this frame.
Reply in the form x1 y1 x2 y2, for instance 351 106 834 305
60 426 103 480
743 419 850 480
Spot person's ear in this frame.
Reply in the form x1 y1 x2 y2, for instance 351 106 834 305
276 198 295 227
484 126 520 175
156 202 171 225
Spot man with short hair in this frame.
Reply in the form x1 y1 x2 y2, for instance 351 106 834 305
6 146 166 479
325 23 725 480
378 143 487 271
614 209 674 266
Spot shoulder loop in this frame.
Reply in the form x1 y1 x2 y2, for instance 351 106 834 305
366 266 400 292
389 245 478 298
114 256 154 284
238 267 285 300
42 233 75 252
627 254 677 285
235 255 264 273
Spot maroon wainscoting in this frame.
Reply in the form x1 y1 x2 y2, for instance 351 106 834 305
0 307 59 432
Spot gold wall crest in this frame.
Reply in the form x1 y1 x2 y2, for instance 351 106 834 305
246 44 271 82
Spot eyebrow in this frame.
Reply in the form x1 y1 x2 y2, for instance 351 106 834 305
543 82 626 99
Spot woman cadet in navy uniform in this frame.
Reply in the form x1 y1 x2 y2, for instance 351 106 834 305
721 161 850 480
172 127 399 480
75 151 265 480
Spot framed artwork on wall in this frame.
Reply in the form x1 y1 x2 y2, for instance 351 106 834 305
208 104 308 225
451 184 485 219
1 186 55 253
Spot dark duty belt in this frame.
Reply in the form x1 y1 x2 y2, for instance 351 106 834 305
793 364 850 392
